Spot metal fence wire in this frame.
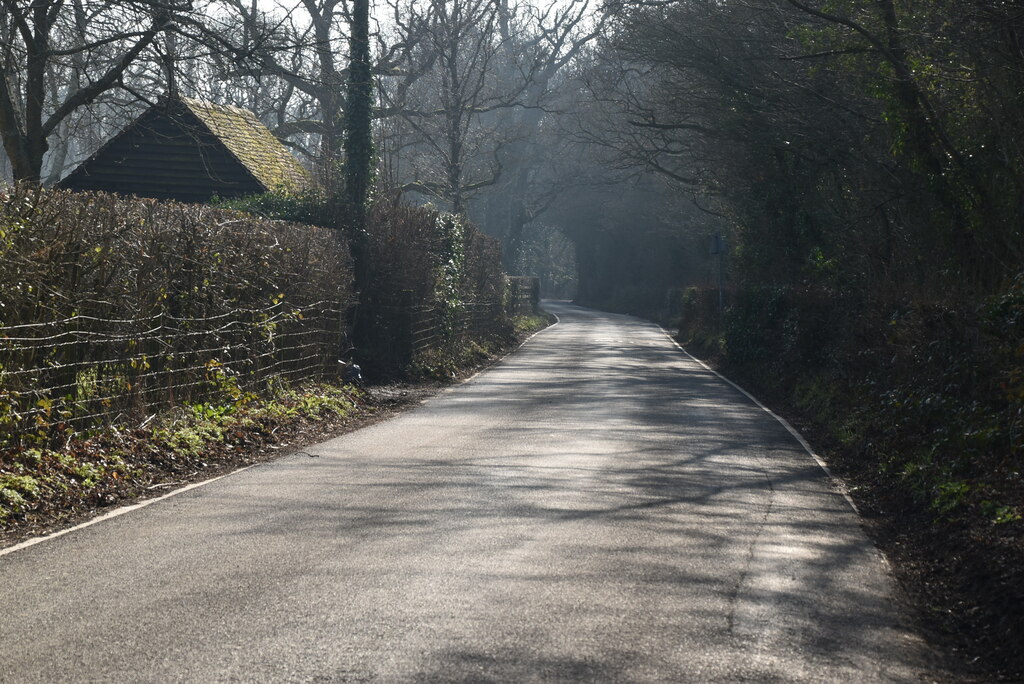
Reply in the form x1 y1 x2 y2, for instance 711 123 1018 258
0 302 345 444
362 276 536 374
409 300 508 359
505 276 540 317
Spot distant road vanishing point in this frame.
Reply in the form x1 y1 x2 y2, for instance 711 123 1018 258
0 302 941 682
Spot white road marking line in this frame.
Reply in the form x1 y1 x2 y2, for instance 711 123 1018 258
658 326 861 515
0 464 258 558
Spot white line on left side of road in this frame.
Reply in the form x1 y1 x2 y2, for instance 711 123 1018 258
438 310 561 393
0 464 258 559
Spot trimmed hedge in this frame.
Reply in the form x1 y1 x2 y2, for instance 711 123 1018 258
222 190 511 378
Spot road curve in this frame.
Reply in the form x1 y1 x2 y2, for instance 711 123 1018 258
0 302 938 682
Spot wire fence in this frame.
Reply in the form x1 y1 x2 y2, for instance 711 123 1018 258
0 301 346 447
355 203 514 377
505 276 540 317
409 300 508 359
400 278 539 365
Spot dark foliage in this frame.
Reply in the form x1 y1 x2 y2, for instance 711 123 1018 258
677 281 1024 677
358 199 511 378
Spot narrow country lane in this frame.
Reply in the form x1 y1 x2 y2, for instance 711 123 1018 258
0 302 939 682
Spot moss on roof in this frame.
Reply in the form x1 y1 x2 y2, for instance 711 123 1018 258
181 98 311 193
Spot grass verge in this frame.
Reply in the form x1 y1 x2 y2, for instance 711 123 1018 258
0 382 366 546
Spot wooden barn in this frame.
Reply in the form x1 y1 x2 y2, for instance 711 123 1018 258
58 97 310 203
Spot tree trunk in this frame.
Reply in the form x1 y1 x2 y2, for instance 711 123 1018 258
344 0 376 368
344 0 373 259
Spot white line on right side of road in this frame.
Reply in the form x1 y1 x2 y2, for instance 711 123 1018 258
658 327 861 516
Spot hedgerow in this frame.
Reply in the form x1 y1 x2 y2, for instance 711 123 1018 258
0 184 353 447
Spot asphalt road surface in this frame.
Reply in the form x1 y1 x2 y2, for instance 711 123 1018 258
0 302 939 682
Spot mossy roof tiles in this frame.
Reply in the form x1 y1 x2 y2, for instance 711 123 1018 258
180 98 310 193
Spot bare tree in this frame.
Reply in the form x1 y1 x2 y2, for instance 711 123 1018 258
375 0 603 278
0 0 183 182
489 0 602 268
385 0 519 214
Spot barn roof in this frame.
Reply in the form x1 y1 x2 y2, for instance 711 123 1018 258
58 97 311 203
